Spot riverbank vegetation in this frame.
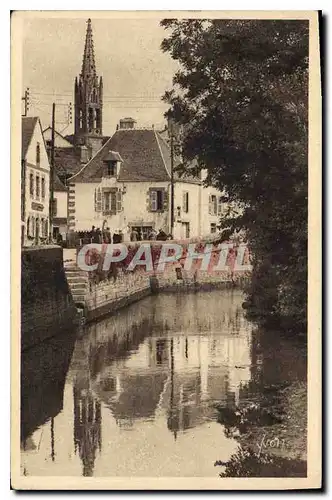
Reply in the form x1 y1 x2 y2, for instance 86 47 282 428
161 19 308 334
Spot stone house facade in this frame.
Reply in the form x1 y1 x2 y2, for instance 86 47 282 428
21 117 50 247
68 125 226 241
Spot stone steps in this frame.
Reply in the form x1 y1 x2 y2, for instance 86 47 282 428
66 275 89 284
64 264 89 307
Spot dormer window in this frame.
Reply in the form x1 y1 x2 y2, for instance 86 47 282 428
102 151 123 178
104 160 117 177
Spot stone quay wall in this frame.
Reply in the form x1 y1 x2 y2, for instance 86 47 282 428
66 239 252 322
21 246 78 351
84 269 151 322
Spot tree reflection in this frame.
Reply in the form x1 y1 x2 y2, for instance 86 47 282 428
215 446 306 477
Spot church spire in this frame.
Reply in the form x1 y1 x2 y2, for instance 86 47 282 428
74 18 103 150
81 18 96 80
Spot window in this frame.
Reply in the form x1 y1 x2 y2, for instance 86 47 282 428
210 223 217 234
209 194 217 215
41 177 45 199
28 216 35 238
217 196 223 216
149 189 167 212
36 175 40 198
98 189 122 215
29 173 34 196
103 191 116 214
52 198 57 217
182 191 189 213
104 161 116 177
36 143 40 166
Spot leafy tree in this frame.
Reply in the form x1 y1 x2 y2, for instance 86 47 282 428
161 19 308 332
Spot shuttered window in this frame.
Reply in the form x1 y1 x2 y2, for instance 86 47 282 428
95 187 102 212
116 190 122 212
217 196 223 216
101 189 122 214
149 188 167 212
150 190 158 211
209 194 217 215
183 191 189 213
29 173 34 197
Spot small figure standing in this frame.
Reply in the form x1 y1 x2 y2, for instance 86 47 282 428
156 228 167 241
148 228 157 240
130 228 138 242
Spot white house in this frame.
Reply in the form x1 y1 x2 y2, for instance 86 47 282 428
68 121 227 241
21 117 50 247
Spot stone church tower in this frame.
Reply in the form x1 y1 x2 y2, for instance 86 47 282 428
74 19 103 155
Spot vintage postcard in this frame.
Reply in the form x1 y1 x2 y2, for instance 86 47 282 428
11 10 321 490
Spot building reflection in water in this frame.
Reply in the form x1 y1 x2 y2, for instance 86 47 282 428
22 290 259 477
86 290 253 439
20 330 76 454
73 387 101 477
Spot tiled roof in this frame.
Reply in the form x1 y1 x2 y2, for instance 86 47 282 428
54 171 67 192
69 128 201 184
69 129 181 183
22 117 38 159
53 147 82 178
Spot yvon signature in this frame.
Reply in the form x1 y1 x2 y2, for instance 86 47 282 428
257 434 288 458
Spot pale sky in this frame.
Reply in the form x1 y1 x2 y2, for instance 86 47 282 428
22 16 178 136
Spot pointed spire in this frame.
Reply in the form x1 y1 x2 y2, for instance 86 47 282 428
81 18 96 79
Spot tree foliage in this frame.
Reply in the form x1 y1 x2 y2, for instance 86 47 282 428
161 19 309 332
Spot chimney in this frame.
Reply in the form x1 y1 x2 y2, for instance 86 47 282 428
119 117 136 130
80 145 90 164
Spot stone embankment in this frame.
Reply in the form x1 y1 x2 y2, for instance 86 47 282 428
63 241 251 323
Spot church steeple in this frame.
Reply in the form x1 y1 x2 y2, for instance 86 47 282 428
74 18 103 153
81 18 96 80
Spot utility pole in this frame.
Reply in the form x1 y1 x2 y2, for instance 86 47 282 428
49 103 55 241
21 88 30 117
170 123 175 237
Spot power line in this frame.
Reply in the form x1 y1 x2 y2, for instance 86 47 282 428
30 90 166 101
30 102 167 109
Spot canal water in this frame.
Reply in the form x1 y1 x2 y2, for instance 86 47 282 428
21 289 307 478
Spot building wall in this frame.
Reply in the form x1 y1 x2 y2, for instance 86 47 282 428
122 181 170 237
70 180 171 239
173 182 201 239
54 191 68 218
201 185 225 237
70 177 226 240
23 122 50 247
54 190 68 236
21 246 77 350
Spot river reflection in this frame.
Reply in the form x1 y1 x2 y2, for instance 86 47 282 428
20 290 306 477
